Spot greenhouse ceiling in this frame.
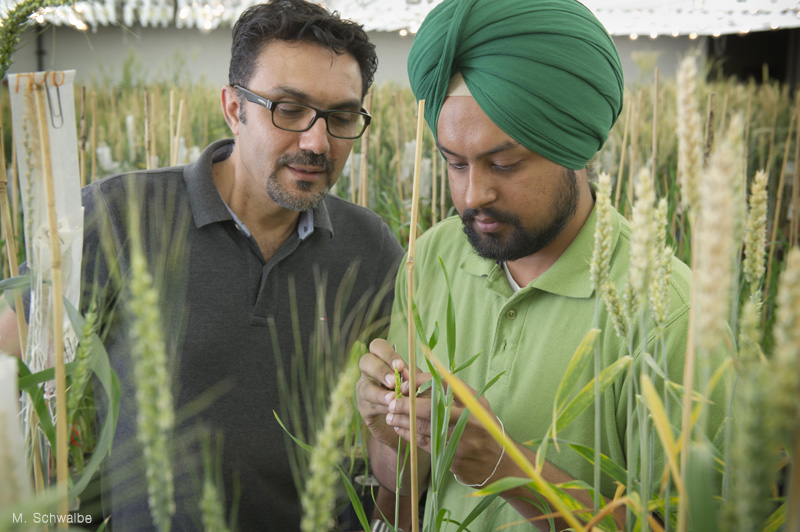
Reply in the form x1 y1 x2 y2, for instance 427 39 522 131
3 0 800 38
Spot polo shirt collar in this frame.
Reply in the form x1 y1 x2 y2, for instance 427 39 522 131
529 206 604 298
184 138 334 239
185 139 234 229
457 201 621 300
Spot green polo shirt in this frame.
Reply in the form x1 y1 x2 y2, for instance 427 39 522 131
387 207 723 529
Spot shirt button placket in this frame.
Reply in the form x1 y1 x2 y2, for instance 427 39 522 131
505 308 517 320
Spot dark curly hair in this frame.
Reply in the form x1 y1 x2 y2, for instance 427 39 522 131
229 0 378 99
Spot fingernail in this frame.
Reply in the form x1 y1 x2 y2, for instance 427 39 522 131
385 374 395 388
384 392 395 404
386 413 393 424
389 399 397 412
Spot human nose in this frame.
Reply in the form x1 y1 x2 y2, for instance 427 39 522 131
297 115 331 155
463 168 497 210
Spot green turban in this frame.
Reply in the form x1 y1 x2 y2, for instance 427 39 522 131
408 0 624 170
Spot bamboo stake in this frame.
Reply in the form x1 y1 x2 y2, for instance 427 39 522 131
626 92 640 213
703 93 716 167
788 434 800 532
358 90 373 208
614 102 631 211
150 92 157 169
79 86 87 188
0 96 6 281
91 91 97 183
718 92 729 140
32 419 45 494
440 152 446 220
172 99 185 167
169 90 175 167
676 236 698 532
431 141 437 225
394 92 405 204
765 106 779 176
791 97 800 248
11 140 19 235
743 90 752 182
372 128 382 198
144 90 152 170
34 81 69 527
406 99 425 532
349 153 356 204
763 101 797 320
652 68 661 193
0 102 28 352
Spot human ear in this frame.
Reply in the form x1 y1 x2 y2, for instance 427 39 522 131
220 85 242 135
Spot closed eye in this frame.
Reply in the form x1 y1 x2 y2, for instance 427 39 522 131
491 162 519 171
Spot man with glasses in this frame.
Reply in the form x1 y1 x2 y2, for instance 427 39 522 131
0 0 402 529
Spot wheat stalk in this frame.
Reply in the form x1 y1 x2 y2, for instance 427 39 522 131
299 356 361 532
591 172 629 340
694 115 743 357
127 196 176 531
722 362 778 532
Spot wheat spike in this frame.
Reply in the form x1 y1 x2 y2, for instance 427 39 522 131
743 170 769 288
677 54 704 217
299 347 362 532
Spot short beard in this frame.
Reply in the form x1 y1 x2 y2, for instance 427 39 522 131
266 151 335 211
461 167 579 262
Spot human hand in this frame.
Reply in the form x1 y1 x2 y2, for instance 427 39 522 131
356 338 415 449
385 379 508 488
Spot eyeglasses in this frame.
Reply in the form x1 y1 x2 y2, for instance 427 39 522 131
233 84 371 140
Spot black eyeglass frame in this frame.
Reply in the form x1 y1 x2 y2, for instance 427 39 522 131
233 84 371 139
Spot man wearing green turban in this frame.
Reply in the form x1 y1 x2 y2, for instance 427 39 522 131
357 0 722 530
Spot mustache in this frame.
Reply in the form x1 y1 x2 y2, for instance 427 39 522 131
276 151 335 174
461 207 521 226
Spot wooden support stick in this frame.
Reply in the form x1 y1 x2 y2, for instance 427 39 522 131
173 99 185 167
150 92 157 169
703 93 716 167
765 106 779 177
395 90 407 204
652 68 660 193
743 90 752 183
169 91 175 167
406 98 425 532
79 87 87 188
11 140 19 236
626 93 640 213
787 433 800 532
358 90 373 208
676 215 699 532
350 153 356 204
431 141 438 225
791 97 800 247
34 82 69 528
0 101 28 352
440 153 447 221
144 90 152 170
614 103 631 210
91 91 97 183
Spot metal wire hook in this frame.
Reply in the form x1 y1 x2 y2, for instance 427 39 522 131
43 75 64 129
